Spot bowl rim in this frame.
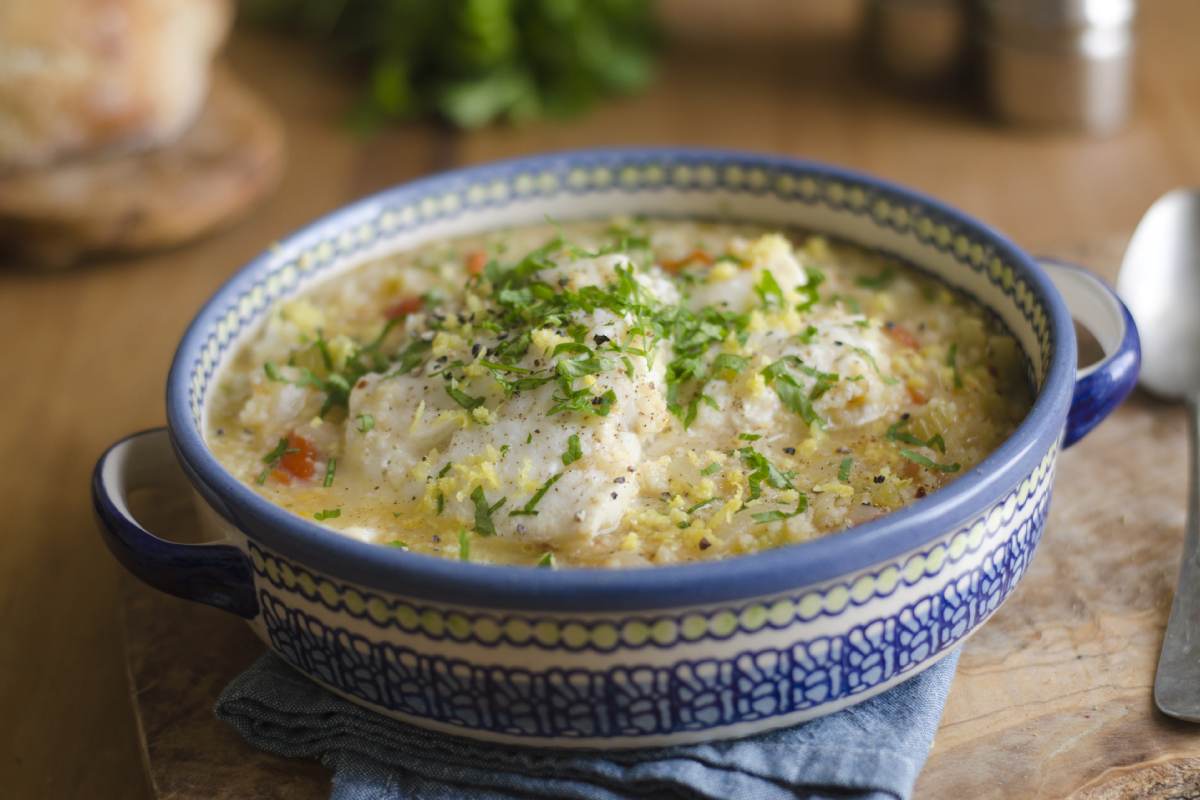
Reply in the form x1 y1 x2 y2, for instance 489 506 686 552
166 147 1075 612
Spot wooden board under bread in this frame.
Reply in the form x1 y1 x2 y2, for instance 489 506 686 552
0 66 283 269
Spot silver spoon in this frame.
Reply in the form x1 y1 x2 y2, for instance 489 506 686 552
1117 188 1200 721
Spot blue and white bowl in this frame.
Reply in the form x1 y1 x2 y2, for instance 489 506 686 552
93 149 1139 748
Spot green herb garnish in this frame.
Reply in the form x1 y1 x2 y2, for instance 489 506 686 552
313 508 341 521
947 343 963 388
686 497 721 515
267 320 428 417
851 346 900 385
458 529 471 562
762 356 838 427
838 457 853 483
738 445 795 501
536 552 556 569
855 267 896 290
886 419 946 453
899 449 961 473
751 491 808 523
510 473 563 517
549 386 616 417
754 269 785 308
701 462 722 476
323 457 337 488
246 1 660 131
827 293 862 314
256 437 294 485
711 352 749 376
355 413 375 433
470 486 505 535
446 383 485 410
563 434 582 465
796 267 824 311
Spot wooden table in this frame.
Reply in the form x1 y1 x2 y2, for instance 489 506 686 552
3 2 1199 797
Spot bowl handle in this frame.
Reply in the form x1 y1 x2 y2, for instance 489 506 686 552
92 428 258 618
1040 259 1141 448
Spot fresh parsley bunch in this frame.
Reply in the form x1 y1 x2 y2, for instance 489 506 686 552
245 0 660 128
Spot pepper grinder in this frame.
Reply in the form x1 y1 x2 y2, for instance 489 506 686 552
979 0 1137 135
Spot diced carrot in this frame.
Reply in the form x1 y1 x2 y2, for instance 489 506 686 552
270 469 292 485
280 433 317 481
661 249 714 273
465 250 488 276
885 323 920 349
907 386 929 405
384 296 423 320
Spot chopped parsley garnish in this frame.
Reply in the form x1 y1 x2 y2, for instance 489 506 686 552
323 457 337 488
549 386 616 417
827 293 862 314
711 353 749 376
899 449 961 473
886 418 946 452
796 267 824 311
855 267 896 290
510 473 563 517
266 318 429 417
458 529 471 561
686 497 721 515
796 324 819 344
469 486 506 535
886 417 958 472
562 434 582 465
437 462 453 478
851 346 899 385
762 356 838 427
701 462 722 476
738 445 795 501
536 552 556 569
445 383 485 410
754 269 785 308
355 413 375 433
435 491 445 515
664 304 751 426
838 457 853 483
386 540 409 550
313 508 341 521
738 432 762 442
751 491 808 523
947 343 963 388
256 437 294 485
554 350 610 379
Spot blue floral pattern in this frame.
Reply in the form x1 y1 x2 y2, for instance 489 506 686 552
257 485 1047 739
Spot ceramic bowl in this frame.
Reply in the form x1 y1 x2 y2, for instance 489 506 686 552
93 149 1139 748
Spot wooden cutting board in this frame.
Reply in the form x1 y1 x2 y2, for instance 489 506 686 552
121 240 1198 799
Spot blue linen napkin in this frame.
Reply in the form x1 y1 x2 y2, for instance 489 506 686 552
216 649 959 800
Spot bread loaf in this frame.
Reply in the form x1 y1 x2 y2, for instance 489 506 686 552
0 0 232 169
0 68 284 267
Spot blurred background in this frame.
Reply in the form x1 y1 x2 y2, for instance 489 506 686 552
1 0 1196 796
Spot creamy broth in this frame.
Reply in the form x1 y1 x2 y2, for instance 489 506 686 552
208 220 1032 567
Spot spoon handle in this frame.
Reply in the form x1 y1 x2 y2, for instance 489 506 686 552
1154 397 1200 721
